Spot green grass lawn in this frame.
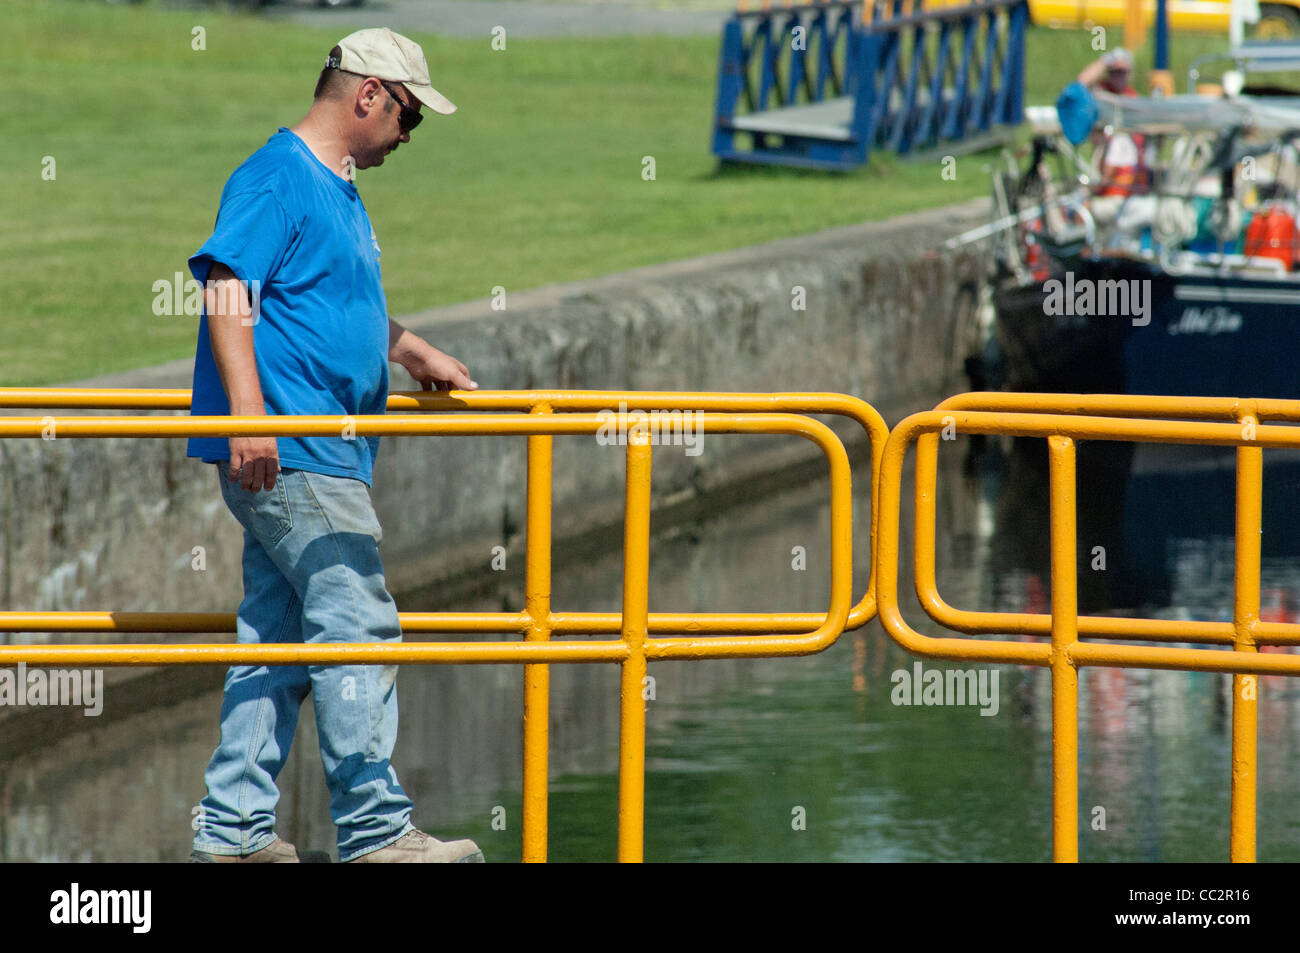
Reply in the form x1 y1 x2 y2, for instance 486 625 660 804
0 0 1229 384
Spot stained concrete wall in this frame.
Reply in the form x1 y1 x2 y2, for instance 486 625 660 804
0 198 990 638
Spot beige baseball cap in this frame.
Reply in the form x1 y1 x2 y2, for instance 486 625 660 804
1102 47 1134 71
326 27 457 115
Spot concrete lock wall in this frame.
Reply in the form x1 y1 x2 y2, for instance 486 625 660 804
0 199 990 642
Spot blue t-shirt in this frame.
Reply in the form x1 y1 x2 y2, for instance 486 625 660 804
187 128 390 485
1056 81 1099 146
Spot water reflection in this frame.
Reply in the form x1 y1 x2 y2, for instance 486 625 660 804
3 438 1300 861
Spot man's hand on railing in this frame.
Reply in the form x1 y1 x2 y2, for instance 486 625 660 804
388 318 478 392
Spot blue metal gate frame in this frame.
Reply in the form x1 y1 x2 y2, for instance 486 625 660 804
712 0 1028 171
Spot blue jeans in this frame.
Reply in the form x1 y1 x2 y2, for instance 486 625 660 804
192 465 414 861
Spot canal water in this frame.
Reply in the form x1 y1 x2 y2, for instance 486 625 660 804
3 433 1300 862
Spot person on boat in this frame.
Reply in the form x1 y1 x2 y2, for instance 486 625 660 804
1055 47 1139 147
1084 50 1152 201
1057 49 1155 248
1079 47 1139 98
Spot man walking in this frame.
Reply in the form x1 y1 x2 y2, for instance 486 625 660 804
188 28 483 863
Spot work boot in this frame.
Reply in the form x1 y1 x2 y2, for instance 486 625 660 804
190 835 301 863
346 829 484 863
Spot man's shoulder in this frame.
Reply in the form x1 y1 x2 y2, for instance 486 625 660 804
220 130 309 206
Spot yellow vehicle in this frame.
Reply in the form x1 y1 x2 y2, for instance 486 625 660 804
1028 0 1300 38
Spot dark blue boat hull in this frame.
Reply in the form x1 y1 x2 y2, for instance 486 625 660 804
995 257 1300 399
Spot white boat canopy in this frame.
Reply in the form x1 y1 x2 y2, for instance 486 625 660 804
1093 91 1300 139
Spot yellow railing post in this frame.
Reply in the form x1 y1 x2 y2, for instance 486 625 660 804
1123 0 1146 50
617 436 653 863
913 431 940 615
1048 434 1080 863
522 404 554 863
1231 419 1262 864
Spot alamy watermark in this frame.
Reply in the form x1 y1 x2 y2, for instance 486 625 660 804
891 661 999 716
152 271 262 325
1042 271 1151 326
0 663 103 716
50 883 150 933
596 401 703 456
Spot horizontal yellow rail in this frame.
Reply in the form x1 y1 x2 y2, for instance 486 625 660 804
915 394 1300 645
0 410 854 662
878 408 1300 673
0 389 886 637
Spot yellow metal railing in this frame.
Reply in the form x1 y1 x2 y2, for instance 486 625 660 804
876 393 1300 863
8 386 1300 861
0 388 887 862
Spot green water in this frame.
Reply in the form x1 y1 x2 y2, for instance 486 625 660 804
449 640 1300 863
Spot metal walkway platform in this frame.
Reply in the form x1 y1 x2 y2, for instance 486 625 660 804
729 96 857 142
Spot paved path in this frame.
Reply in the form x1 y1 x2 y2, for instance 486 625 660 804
270 0 730 37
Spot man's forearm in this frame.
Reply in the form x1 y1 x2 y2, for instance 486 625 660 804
1077 60 1105 88
207 263 266 415
388 317 414 363
387 317 477 391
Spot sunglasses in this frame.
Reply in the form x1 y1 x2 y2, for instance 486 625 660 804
380 81 423 133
